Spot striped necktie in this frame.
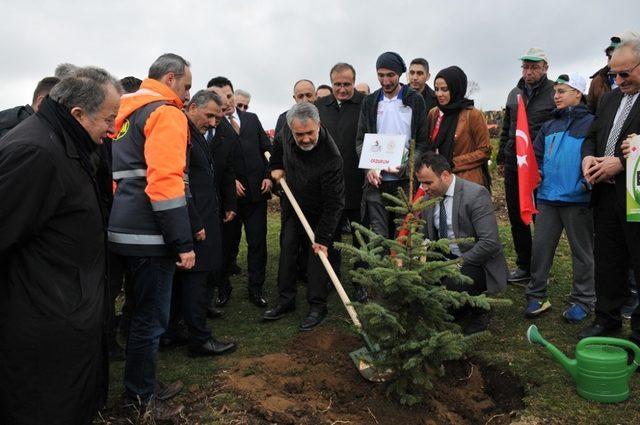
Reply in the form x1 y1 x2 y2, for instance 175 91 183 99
604 95 635 157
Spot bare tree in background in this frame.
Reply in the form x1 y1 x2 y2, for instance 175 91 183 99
467 80 480 97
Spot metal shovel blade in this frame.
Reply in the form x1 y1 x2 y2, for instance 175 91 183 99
349 346 393 382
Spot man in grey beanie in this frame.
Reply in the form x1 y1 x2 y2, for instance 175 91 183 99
355 51 430 239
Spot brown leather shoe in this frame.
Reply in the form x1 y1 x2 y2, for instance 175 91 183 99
144 399 184 421
155 380 184 401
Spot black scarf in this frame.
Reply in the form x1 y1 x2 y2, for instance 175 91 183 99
38 96 101 176
37 96 108 225
432 66 474 165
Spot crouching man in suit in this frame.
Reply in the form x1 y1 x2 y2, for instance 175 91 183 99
417 152 507 334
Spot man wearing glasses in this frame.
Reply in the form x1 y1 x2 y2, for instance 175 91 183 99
496 47 555 285
316 62 368 302
234 89 251 112
581 36 640 341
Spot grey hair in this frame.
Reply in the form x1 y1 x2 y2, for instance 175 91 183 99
189 90 223 108
286 102 320 127
618 37 640 61
49 66 123 114
234 89 251 100
148 53 190 80
54 63 79 78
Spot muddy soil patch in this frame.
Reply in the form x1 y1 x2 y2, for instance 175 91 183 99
223 327 524 425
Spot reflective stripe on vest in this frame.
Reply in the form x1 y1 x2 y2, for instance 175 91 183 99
108 231 165 245
150 196 187 212
113 169 147 180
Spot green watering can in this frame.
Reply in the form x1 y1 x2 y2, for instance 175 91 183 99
527 325 640 403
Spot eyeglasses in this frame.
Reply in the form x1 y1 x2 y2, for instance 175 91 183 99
236 103 249 111
608 61 640 79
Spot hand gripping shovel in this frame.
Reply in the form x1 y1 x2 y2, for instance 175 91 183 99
274 173 389 382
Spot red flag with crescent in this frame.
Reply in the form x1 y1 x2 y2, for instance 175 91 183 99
515 94 540 225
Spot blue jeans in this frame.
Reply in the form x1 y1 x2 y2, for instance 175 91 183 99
123 256 175 401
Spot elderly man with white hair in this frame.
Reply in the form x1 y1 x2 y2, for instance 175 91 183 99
264 102 345 331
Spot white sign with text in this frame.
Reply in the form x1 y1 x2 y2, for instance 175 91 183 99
358 133 406 170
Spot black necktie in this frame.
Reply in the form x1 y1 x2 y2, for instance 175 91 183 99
206 129 214 143
438 196 448 239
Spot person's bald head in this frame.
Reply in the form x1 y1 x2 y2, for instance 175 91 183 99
293 79 316 103
355 82 370 95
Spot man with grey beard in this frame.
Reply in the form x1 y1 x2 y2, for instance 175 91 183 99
264 102 345 331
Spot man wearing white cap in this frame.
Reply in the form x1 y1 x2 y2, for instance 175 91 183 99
497 47 555 284
524 73 596 322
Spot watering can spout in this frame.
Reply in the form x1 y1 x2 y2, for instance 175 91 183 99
527 325 578 380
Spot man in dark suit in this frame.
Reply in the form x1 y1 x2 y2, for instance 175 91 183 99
316 62 367 302
417 152 507 334
164 90 236 356
207 76 272 308
204 89 238 316
580 38 640 341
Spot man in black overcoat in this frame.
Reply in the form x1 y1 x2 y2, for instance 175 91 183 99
316 62 368 302
0 67 121 424
264 102 345 331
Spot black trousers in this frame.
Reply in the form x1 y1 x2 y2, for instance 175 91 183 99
593 184 640 330
224 200 267 291
107 252 133 343
340 207 367 275
442 262 488 322
168 271 211 346
504 166 532 272
443 263 487 295
277 214 340 310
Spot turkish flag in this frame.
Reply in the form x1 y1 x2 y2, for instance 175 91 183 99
515 94 540 225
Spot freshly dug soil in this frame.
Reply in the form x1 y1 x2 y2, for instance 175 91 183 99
223 327 525 425
98 326 524 424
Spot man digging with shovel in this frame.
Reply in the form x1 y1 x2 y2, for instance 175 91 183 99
263 102 345 331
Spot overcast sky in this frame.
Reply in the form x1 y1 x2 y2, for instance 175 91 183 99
1 0 639 128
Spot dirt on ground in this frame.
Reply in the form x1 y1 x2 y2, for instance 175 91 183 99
217 327 524 425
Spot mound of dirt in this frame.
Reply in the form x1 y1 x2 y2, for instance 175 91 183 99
223 327 524 425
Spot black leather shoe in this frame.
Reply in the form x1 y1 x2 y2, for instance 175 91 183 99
262 304 295 321
507 268 530 283
155 380 184 401
248 290 267 307
206 306 225 319
159 329 188 349
462 310 491 335
216 285 232 307
229 262 241 275
299 309 327 331
578 322 621 339
188 338 236 357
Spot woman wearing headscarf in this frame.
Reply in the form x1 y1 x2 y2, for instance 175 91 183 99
427 66 491 189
